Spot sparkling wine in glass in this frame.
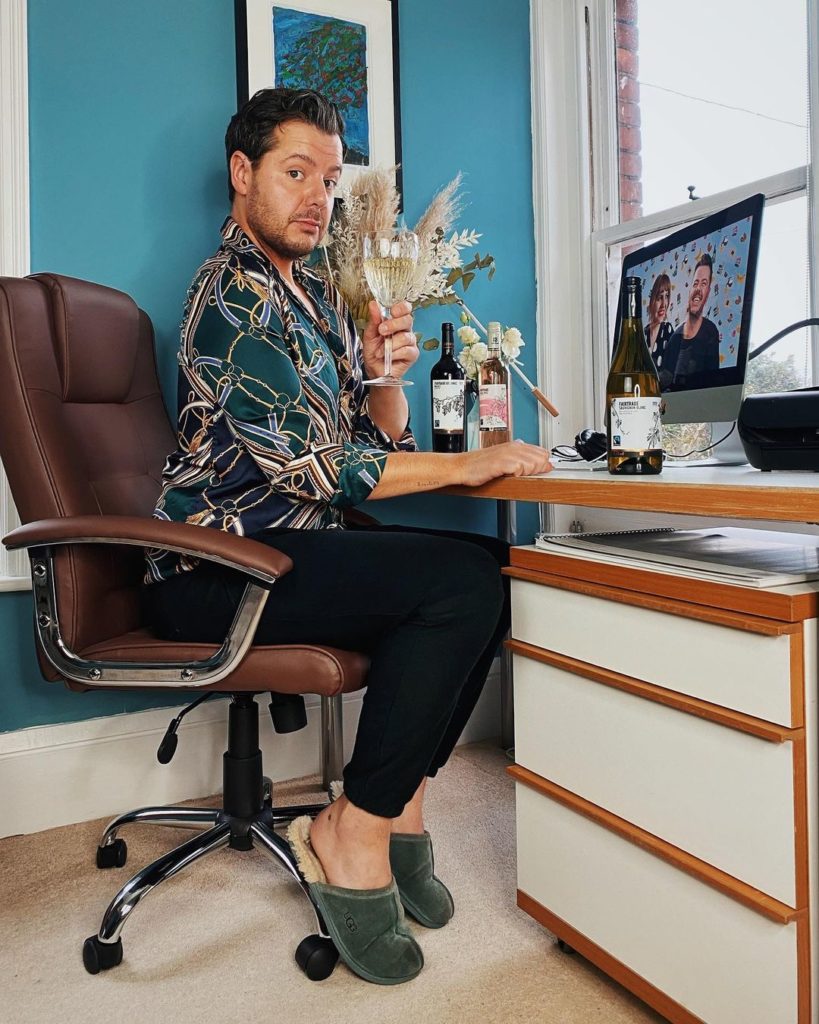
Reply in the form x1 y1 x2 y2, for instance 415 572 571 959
361 229 419 386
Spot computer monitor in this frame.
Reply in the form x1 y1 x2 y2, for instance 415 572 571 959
615 192 764 427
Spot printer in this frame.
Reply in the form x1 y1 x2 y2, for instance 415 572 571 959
738 387 819 471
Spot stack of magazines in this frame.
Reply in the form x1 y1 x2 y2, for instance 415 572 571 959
534 527 819 589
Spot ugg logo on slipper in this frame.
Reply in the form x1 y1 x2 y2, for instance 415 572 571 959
344 912 358 933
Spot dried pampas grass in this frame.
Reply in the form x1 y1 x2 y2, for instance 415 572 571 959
321 167 481 326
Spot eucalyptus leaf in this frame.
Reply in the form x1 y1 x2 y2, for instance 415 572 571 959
461 272 475 290
423 338 441 351
488 266 496 280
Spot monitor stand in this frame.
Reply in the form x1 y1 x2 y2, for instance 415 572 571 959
664 421 748 468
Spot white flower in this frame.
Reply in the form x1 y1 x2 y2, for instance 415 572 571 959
501 326 524 361
458 341 488 379
457 325 480 346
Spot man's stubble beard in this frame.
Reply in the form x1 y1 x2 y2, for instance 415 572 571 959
688 278 711 318
688 295 704 318
246 191 320 262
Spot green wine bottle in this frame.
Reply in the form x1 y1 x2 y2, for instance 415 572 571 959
605 276 663 475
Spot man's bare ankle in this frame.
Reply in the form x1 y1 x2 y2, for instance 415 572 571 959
310 798 392 889
390 817 425 835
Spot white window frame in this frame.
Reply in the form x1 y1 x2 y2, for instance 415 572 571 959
0 0 31 587
530 0 819 534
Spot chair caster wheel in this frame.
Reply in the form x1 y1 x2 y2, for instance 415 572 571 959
557 938 576 955
295 934 339 981
96 838 127 869
82 936 123 974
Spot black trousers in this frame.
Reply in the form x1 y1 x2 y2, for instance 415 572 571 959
145 524 510 818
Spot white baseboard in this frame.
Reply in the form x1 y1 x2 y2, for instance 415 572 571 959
0 663 500 837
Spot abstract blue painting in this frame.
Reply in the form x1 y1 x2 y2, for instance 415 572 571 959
272 7 370 165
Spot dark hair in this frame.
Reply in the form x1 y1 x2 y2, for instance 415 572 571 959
694 252 713 281
225 88 346 200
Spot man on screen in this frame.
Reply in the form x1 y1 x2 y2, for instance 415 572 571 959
664 253 720 386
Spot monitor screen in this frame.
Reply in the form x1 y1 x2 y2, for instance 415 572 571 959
616 193 764 425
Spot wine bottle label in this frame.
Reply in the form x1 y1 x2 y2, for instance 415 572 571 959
479 384 508 430
609 396 662 452
432 380 465 432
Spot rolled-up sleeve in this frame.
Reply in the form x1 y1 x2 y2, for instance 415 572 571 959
353 394 418 454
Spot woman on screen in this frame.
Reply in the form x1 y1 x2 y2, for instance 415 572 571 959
645 273 675 388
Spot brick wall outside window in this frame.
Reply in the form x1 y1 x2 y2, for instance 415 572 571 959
616 0 642 222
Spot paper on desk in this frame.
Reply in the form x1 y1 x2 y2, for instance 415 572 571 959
535 527 819 589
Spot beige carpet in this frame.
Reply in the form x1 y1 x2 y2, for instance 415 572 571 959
0 741 663 1024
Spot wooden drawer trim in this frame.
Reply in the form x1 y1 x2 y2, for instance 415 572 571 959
790 627 806 728
505 566 800 637
517 891 708 1024
797 916 812 1024
509 764 804 924
508 639 800 743
794 735 810 911
510 546 819 623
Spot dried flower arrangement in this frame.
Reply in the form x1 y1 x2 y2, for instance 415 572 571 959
318 166 494 343
317 167 557 416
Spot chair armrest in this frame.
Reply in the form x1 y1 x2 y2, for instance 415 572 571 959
3 514 292 587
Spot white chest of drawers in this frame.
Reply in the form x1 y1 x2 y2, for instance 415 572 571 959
507 546 819 1024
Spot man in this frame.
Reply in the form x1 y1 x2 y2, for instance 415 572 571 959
664 253 720 385
144 88 552 985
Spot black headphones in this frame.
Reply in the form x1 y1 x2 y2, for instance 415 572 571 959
574 428 607 461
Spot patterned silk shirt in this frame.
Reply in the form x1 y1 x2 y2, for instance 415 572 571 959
146 218 417 583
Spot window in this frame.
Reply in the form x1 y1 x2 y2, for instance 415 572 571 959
617 1 808 220
609 0 812 451
0 0 31 586
530 0 819 531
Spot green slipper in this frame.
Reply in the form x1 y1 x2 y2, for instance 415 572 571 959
390 832 454 929
288 816 424 986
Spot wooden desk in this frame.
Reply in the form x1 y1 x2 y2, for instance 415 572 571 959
454 465 819 1023
448 465 819 524
456 464 819 752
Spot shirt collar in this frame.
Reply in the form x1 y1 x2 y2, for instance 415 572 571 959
220 216 312 284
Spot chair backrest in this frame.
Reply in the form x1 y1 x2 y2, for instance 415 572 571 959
0 274 176 660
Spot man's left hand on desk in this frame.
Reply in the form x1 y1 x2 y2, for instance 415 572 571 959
456 440 553 487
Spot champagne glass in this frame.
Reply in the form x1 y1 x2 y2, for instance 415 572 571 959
361 229 419 386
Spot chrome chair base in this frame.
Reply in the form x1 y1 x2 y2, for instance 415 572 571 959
86 795 333 972
319 694 344 791
84 694 339 980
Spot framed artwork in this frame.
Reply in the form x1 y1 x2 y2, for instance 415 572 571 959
234 0 402 190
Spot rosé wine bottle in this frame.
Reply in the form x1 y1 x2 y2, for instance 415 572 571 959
478 322 510 448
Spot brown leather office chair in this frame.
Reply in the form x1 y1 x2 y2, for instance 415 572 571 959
0 273 370 981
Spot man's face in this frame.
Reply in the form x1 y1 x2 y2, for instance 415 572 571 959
232 120 343 262
687 265 712 317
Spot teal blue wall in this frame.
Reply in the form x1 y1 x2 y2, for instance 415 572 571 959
1 0 536 732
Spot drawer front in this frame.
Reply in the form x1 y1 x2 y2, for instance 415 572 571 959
513 654 797 905
511 579 795 725
516 783 800 1024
